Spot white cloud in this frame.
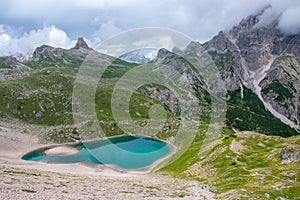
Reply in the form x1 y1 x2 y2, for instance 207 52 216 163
278 6 300 34
0 25 7 34
93 20 122 43
0 25 75 56
74 0 138 8
96 28 191 57
132 36 174 50
0 0 273 43
0 33 11 48
1 0 300 55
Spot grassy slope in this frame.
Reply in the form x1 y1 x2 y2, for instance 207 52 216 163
2 51 297 136
161 130 300 199
0 57 136 123
0 68 75 125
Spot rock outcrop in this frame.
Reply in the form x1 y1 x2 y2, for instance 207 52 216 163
33 45 64 60
280 146 300 163
71 37 92 50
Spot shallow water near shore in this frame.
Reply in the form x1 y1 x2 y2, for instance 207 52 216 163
22 135 173 170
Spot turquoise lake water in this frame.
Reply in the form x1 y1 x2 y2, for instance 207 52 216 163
22 135 172 170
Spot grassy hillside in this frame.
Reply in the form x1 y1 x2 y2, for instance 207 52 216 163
0 68 75 125
161 130 300 199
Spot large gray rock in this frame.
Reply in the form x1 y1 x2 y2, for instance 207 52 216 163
280 146 300 163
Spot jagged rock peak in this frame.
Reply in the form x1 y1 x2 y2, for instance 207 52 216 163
156 48 171 59
228 5 278 39
71 37 92 50
205 31 237 52
186 41 201 49
238 13 260 30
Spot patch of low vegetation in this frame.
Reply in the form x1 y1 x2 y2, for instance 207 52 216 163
42 127 78 143
208 51 235 73
0 60 182 141
161 127 232 174
262 79 293 102
21 189 37 193
226 87 298 137
0 68 75 125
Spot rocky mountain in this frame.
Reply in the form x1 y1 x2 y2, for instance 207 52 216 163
119 52 150 64
127 7 300 137
203 7 300 130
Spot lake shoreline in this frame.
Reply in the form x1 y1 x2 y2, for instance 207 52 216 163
0 123 214 199
21 134 177 173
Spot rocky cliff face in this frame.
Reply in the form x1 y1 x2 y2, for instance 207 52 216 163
203 7 300 129
138 48 210 116
33 45 64 60
260 56 300 125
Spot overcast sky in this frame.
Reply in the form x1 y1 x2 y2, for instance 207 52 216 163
0 0 300 56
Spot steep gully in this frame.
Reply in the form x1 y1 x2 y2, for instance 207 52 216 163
229 38 299 130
